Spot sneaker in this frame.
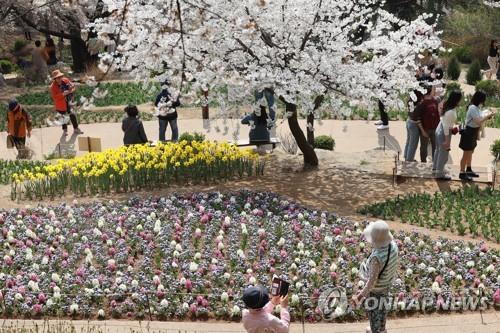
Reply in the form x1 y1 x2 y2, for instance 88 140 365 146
374 120 383 125
459 173 472 181
437 175 452 181
377 124 389 130
73 128 84 135
466 170 479 178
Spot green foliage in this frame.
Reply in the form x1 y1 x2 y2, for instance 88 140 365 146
0 60 17 74
444 5 500 67
0 104 153 132
314 135 335 151
491 139 500 159
179 132 206 143
475 80 500 99
16 82 160 107
445 81 462 96
13 40 28 53
0 159 46 185
466 60 482 85
447 56 461 80
358 187 500 242
450 46 473 64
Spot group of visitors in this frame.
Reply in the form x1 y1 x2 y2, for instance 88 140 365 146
20 37 60 83
122 85 276 146
242 220 398 333
404 85 495 181
6 69 83 157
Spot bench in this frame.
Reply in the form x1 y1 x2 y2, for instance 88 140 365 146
234 138 281 150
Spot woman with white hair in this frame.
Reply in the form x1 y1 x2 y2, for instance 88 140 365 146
352 220 399 333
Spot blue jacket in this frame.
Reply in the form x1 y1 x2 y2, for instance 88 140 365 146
241 112 275 142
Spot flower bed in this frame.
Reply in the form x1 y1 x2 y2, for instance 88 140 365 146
0 191 497 321
10 142 264 200
0 160 46 186
358 187 500 242
16 82 159 107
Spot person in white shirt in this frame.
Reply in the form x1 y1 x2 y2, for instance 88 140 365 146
432 91 462 180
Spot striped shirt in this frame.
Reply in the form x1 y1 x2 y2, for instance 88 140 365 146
369 241 399 293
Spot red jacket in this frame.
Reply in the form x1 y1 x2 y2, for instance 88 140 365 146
420 98 440 130
50 77 74 112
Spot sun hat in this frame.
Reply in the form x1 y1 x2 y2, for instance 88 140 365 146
8 100 19 111
242 285 270 309
51 69 64 80
363 220 393 248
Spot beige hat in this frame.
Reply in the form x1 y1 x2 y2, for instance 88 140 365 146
363 220 393 248
51 69 64 80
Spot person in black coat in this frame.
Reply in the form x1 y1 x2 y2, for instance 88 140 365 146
155 84 181 142
122 105 148 146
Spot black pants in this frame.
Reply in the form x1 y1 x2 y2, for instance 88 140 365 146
57 110 78 131
420 128 436 163
12 136 26 150
378 100 388 126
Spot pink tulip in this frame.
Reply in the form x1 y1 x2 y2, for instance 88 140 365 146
156 291 165 299
18 286 26 295
108 247 116 256
435 276 443 285
330 272 337 279
189 303 197 313
200 214 209 224
110 300 117 308
410 255 417 262
185 279 192 290
280 250 287 258
398 292 405 301
270 267 276 274
196 295 204 304
4 256 13 266
493 289 500 304
33 304 42 313
38 293 46 303
202 299 209 307
30 273 39 282
333 227 341 235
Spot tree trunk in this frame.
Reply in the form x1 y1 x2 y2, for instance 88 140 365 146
201 89 209 119
307 113 315 145
283 101 318 167
70 35 92 73
307 95 325 146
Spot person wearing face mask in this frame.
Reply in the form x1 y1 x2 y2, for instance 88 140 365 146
458 91 496 181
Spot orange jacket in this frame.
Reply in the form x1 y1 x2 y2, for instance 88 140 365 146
7 105 32 138
50 77 74 112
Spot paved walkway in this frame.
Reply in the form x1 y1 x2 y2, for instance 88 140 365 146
1 119 498 169
1 312 499 333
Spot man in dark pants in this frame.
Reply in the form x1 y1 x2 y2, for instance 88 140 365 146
419 89 439 163
155 83 181 142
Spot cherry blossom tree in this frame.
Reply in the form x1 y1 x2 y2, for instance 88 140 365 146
92 0 440 166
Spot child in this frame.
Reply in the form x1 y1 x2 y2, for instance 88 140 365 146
353 220 399 333
242 285 290 333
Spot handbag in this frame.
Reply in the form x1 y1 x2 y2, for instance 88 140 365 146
6 135 14 149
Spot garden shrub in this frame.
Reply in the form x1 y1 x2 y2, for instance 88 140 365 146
13 39 28 53
446 56 461 80
0 60 16 74
491 139 500 159
314 135 335 151
179 132 206 143
466 60 482 85
450 45 472 64
475 80 500 99
445 82 462 96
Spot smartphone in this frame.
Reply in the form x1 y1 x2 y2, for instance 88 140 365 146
279 280 290 296
271 276 281 296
